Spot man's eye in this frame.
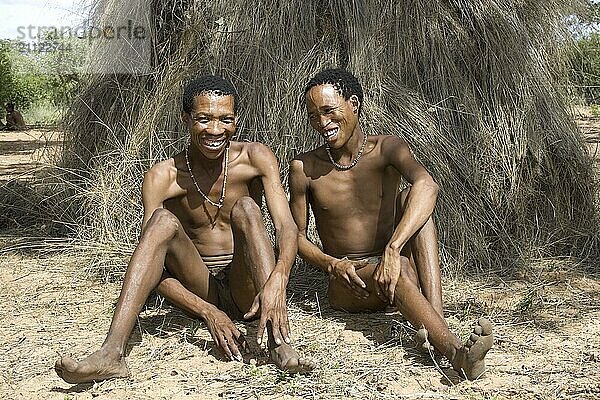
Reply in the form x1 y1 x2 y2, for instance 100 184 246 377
195 118 209 123
308 114 318 120
221 118 235 124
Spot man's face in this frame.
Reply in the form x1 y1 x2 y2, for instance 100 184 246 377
305 84 359 149
182 93 237 160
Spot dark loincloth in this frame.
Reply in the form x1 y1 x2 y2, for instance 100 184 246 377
203 254 245 320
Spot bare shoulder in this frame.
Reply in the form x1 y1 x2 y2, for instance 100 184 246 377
378 134 409 151
243 141 279 169
291 145 326 173
289 157 307 180
142 157 179 202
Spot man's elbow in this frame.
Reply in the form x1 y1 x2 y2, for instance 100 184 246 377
416 176 439 200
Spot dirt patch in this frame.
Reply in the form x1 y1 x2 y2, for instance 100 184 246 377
0 254 599 399
1 118 600 399
0 128 62 182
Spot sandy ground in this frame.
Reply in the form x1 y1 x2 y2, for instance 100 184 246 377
0 124 599 399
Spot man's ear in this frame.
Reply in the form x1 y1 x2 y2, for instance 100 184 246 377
181 111 190 125
349 95 360 114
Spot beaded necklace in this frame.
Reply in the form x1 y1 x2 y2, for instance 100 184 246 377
185 144 229 208
326 132 368 170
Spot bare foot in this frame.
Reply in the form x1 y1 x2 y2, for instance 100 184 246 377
55 349 130 384
269 343 315 373
414 327 432 353
459 318 494 380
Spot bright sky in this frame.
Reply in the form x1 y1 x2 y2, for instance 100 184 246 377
0 0 91 40
0 0 598 41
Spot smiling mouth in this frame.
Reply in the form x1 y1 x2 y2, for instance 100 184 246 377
323 127 339 140
201 137 227 150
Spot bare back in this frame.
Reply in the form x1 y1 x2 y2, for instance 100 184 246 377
292 135 403 257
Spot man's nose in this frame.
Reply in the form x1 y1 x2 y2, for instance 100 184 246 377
319 115 331 128
206 120 224 135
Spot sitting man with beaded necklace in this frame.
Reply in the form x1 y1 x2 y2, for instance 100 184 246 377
55 75 314 384
289 68 493 380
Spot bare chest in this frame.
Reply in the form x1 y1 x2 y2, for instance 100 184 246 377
308 161 400 216
165 164 261 236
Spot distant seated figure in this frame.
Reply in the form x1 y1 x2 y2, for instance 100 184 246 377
5 103 26 130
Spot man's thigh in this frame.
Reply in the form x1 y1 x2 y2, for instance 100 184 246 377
328 263 389 313
226 252 260 315
162 231 220 305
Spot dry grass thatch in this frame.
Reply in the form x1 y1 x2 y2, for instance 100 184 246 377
55 0 600 278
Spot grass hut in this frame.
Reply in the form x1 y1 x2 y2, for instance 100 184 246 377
60 0 599 277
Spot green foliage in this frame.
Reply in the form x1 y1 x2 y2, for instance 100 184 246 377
0 37 84 123
570 33 600 104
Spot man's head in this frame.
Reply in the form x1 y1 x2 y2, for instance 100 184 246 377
5 102 15 112
181 75 239 160
304 69 363 149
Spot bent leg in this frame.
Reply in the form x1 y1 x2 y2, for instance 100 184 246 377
393 257 493 380
327 261 419 312
55 209 215 384
229 197 314 373
396 187 444 318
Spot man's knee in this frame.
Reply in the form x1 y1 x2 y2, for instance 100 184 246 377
145 208 181 238
396 256 418 287
231 196 261 225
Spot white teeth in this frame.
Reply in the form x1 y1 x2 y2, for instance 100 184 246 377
202 139 225 149
324 127 339 139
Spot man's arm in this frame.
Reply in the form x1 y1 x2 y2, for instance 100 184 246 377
243 144 297 345
289 158 369 298
373 136 440 303
288 158 333 271
384 136 439 251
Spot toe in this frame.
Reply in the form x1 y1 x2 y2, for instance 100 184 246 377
474 326 483 335
298 358 315 373
478 318 493 335
56 356 77 372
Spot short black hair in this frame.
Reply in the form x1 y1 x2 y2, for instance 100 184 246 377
6 102 15 110
182 75 239 114
304 68 364 114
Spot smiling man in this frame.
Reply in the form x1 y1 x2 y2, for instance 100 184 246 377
55 75 314 384
289 68 493 380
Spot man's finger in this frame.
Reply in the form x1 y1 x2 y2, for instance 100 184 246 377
279 316 291 343
348 269 367 289
348 270 369 298
234 331 250 353
270 319 283 346
342 276 355 292
386 279 398 304
243 295 260 320
218 335 233 360
347 280 369 298
224 331 243 361
374 280 388 302
256 315 267 346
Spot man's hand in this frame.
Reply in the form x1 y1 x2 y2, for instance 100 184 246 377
373 246 403 304
203 305 247 361
328 257 369 299
244 270 289 347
